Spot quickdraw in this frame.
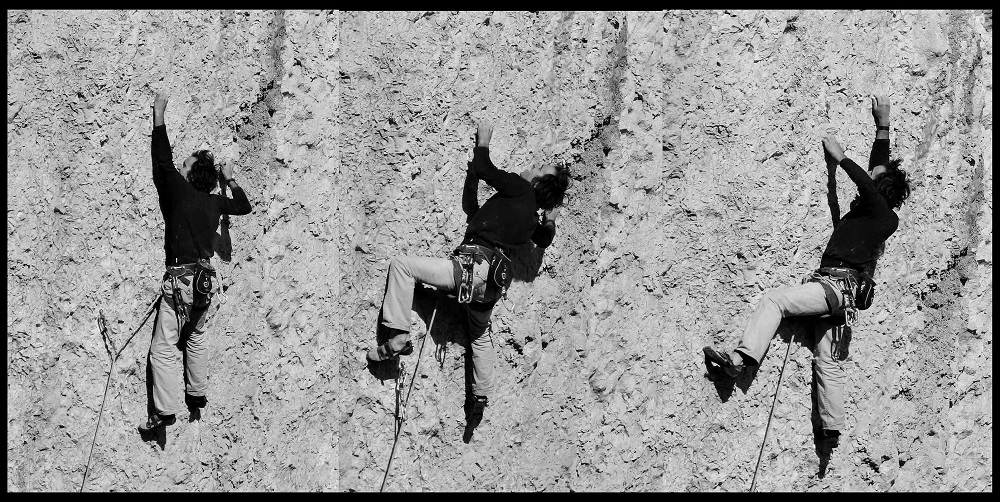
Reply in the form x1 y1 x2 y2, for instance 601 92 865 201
805 269 860 327
454 251 476 304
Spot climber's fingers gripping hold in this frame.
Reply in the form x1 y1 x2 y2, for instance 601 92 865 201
822 135 846 164
476 120 493 148
218 159 234 180
871 94 890 126
154 92 169 114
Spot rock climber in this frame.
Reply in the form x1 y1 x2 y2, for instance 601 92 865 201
365 119 570 437
703 95 912 443
139 92 253 434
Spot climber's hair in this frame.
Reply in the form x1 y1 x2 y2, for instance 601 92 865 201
874 158 911 210
187 150 218 193
533 163 571 211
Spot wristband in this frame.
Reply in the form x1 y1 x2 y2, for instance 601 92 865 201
876 125 890 131
225 178 236 185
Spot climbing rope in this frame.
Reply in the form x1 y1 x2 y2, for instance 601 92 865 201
379 293 441 493
749 336 795 492
80 293 162 493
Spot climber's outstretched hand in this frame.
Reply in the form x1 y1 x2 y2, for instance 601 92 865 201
153 92 168 126
476 120 493 148
154 92 168 115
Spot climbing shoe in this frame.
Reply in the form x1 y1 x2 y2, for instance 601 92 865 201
462 395 488 443
138 413 176 433
464 395 488 426
185 393 208 409
703 346 744 378
815 428 841 448
366 339 413 362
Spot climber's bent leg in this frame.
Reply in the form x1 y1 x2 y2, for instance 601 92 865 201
381 255 457 334
735 282 840 366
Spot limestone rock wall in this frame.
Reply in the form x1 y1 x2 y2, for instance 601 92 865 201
338 11 666 491
663 9 992 491
7 10 339 491
339 9 991 492
7 9 991 493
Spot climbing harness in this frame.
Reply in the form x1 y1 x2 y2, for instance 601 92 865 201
452 243 512 305
166 260 215 329
80 293 162 493
750 336 794 492
454 250 476 304
379 293 441 492
805 267 876 327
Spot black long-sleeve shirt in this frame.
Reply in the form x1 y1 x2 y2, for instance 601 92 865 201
152 124 252 266
462 147 556 251
820 138 898 276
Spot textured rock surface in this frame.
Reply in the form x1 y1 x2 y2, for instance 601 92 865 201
663 10 992 491
340 9 991 492
338 10 665 491
7 10 339 491
8 9 991 493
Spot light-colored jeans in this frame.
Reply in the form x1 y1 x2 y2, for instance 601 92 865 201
735 281 847 431
812 317 849 431
148 271 213 416
381 255 495 397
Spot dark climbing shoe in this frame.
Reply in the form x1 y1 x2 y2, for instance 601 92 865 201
815 428 841 448
703 346 744 378
366 339 413 362
138 413 176 433
462 395 488 443
185 393 208 409
464 395 488 426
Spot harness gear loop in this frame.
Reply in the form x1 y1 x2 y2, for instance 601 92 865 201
80 293 162 493
750 335 794 492
455 251 475 304
380 293 441 493
805 268 861 327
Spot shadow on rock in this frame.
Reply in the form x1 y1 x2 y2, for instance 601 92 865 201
462 421 479 444
704 358 760 402
511 242 546 284
704 318 815 401
812 428 840 478
138 425 168 450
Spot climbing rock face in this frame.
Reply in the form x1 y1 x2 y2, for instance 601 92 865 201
338 11 665 491
8 9 991 493
7 10 339 491
341 10 991 492
663 10 992 491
